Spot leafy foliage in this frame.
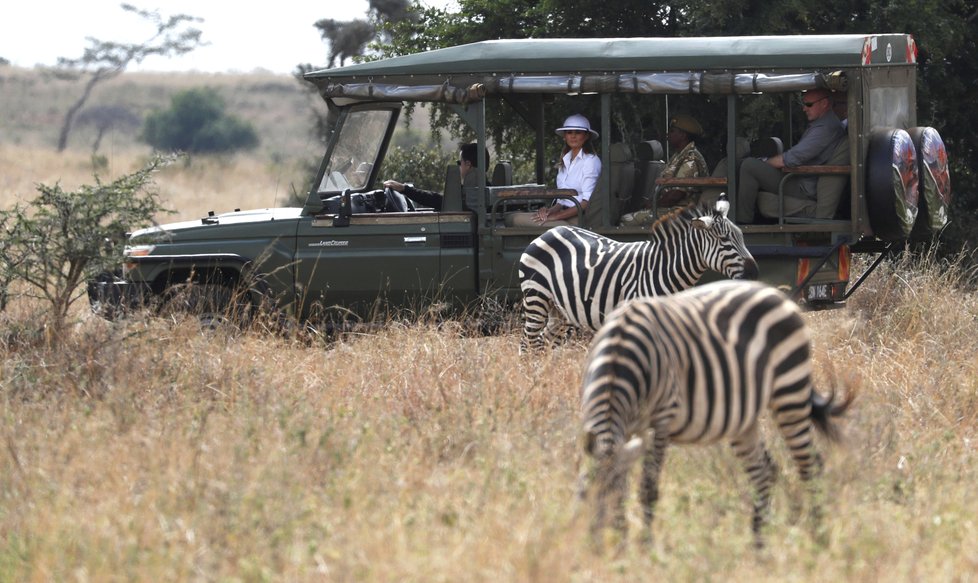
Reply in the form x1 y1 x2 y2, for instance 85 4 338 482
379 144 456 192
376 0 687 160
0 155 176 335
370 0 978 249
142 88 259 154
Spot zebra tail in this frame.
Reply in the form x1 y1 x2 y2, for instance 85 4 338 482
810 385 856 443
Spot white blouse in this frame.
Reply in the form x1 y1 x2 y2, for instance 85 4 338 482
555 150 602 207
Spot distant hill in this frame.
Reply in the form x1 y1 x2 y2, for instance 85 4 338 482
0 65 324 163
0 65 448 221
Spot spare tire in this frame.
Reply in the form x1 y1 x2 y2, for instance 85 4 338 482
866 128 919 242
908 127 952 235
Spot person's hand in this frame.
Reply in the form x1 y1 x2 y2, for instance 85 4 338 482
383 180 405 192
533 206 550 224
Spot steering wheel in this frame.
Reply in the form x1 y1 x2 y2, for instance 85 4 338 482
384 187 413 213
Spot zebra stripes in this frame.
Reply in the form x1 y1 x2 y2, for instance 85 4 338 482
518 200 758 351
578 280 852 548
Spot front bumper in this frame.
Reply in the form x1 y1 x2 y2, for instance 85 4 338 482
87 271 154 320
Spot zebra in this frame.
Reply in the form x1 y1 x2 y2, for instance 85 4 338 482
578 280 852 549
518 196 758 351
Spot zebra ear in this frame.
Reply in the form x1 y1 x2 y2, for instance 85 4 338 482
692 215 715 230
715 192 730 217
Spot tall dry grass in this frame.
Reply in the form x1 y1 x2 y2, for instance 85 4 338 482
2 66 976 580
0 67 323 160
2 250 977 581
1 66 324 224
0 144 310 223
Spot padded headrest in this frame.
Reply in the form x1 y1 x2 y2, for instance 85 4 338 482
491 161 513 186
634 140 664 162
609 143 633 163
735 137 750 159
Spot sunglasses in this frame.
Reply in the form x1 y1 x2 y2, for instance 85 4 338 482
802 96 827 108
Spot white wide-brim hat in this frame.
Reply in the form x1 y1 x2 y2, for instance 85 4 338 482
555 114 599 139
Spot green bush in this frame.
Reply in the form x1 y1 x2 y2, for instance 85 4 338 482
142 88 258 154
0 155 176 337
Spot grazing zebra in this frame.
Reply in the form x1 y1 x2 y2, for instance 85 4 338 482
578 280 852 549
518 197 758 351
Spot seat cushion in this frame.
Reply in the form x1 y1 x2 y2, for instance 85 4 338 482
814 138 850 219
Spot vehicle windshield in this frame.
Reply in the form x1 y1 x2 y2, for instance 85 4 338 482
319 109 393 194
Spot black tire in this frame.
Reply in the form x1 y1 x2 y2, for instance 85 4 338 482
907 126 952 235
866 128 919 242
161 283 235 328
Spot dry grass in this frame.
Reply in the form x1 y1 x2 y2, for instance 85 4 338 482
0 67 324 161
2 66 977 581
0 145 310 222
2 252 978 581
1 66 323 222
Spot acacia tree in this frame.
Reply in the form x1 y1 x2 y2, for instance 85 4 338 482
54 3 205 152
0 155 176 337
76 105 142 156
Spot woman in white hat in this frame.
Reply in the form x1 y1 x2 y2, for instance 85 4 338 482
507 114 602 226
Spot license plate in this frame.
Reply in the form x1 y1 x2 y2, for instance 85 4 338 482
806 283 835 301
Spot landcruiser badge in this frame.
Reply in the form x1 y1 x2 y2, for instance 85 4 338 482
309 240 350 247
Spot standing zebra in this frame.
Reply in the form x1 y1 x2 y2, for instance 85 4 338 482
518 197 758 351
578 280 852 549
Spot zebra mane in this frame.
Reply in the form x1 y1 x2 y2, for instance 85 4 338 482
647 202 715 236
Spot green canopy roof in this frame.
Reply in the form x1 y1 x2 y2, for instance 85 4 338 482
307 34 915 83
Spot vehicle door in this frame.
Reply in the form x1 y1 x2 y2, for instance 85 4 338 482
295 104 444 320
295 213 443 320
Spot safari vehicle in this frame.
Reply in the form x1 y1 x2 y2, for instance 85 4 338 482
91 34 951 324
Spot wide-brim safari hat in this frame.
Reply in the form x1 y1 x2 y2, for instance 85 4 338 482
669 114 704 137
555 114 599 139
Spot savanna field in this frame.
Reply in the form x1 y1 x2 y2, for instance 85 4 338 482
1 67 977 581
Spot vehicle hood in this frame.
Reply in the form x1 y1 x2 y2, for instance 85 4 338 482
129 207 304 240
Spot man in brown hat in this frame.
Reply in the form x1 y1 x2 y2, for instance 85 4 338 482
622 113 708 225
658 114 710 205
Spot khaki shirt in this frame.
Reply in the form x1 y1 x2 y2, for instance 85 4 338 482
658 141 708 205
621 141 709 227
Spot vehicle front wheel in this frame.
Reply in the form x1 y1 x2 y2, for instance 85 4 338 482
160 283 237 329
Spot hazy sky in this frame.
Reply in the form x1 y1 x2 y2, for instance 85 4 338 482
0 0 452 74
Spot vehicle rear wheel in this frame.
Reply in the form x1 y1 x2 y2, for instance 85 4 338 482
907 126 951 236
866 127 919 242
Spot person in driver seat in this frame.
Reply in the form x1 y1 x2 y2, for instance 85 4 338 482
382 143 488 210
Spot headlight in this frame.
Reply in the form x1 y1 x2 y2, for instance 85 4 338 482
122 244 155 274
